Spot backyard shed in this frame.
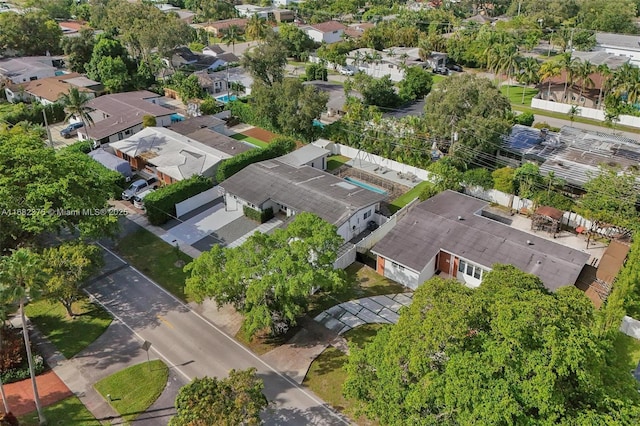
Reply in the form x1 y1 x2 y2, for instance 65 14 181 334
88 149 133 180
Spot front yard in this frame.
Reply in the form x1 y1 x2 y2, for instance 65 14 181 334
18 396 100 426
116 227 193 302
25 298 113 359
231 132 269 148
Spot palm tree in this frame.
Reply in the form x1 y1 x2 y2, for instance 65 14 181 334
221 25 245 54
558 53 577 102
0 249 48 425
245 14 268 41
568 105 581 124
538 61 561 100
58 87 94 130
495 44 520 96
517 57 540 104
595 63 611 110
575 60 595 105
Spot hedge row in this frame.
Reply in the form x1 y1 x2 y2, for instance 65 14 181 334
216 137 297 182
243 206 274 223
0 102 65 126
145 175 214 225
1 355 45 384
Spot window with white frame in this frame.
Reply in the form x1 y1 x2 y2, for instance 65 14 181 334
458 259 484 280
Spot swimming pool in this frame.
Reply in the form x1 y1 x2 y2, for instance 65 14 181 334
171 113 185 122
313 119 325 128
344 177 387 195
216 94 238 103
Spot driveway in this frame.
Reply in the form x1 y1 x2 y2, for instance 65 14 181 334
86 246 349 425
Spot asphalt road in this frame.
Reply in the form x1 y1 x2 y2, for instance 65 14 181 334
86 244 349 425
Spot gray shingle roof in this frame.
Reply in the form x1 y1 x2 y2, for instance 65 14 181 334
278 144 330 167
371 191 589 291
596 32 640 51
220 159 386 226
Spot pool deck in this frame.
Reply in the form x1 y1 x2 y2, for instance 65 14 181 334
345 157 422 188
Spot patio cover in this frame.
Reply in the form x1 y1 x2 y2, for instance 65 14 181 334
596 240 631 285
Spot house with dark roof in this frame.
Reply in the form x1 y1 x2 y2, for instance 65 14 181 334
78 91 174 145
371 190 590 291
595 32 640 67
301 21 346 44
169 115 254 156
219 159 386 241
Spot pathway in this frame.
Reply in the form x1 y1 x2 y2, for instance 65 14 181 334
4 371 72 417
226 217 283 248
313 293 413 335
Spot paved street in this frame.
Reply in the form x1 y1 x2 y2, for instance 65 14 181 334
86 244 349 425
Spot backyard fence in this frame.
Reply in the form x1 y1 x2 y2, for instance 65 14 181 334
620 316 640 339
334 243 357 270
531 98 640 129
356 197 421 252
175 187 220 218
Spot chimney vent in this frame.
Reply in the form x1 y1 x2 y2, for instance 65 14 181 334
526 240 533 245
457 215 464 221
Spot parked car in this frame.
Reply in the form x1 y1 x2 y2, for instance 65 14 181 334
133 188 155 210
449 64 463 72
434 66 450 75
122 177 158 201
60 122 84 138
339 66 355 76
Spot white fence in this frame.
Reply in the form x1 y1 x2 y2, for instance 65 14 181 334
620 316 640 339
531 98 640 129
334 243 357 269
175 187 220 218
356 197 421 252
331 143 436 182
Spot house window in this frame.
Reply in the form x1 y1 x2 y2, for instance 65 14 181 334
364 210 371 219
474 267 481 279
458 259 484 280
458 260 466 273
121 153 131 162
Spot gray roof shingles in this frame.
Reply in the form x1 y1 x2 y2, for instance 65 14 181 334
372 191 589 291
220 159 386 226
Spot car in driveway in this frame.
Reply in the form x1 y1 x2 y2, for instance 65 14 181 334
133 188 155 210
339 66 355 76
60 122 84 138
122 177 158 201
434 66 450 75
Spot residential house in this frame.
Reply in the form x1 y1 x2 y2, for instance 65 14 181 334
5 73 103 105
278 143 331 170
202 45 226 57
109 126 233 184
0 56 64 84
371 190 590 291
301 21 346 44
538 51 628 108
195 18 248 37
193 52 240 72
194 70 228 95
595 32 640 67
235 4 293 22
58 21 89 37
169 115 254 149
219 159 386 241
272 0 303 6
155 3 195 23
166 47 200 70
346 47 427 82
78 91 174 145
499 124 640 188
344 22 375 39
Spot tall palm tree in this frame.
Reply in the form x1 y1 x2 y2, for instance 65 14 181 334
538 61 561 100
558 53 577 102
58 87 94 130
221 25 246 54
575 60 595 105
517 57 540 104
596 63 611 110
0 249 48 425
245 14 268 41
495 44 520 96
621 67 640 105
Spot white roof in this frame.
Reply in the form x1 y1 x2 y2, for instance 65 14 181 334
110 127 232 181
278 144 330 167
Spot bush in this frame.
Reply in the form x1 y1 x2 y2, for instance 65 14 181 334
492 167 515 194
0 327 24 371
142 115 156 127
514 111 535 127
305 64 328 81
200 96 223 115
0 102 64 126
463 168 493 189
419 182 439 201
533 122 560 132
144 175 214 225
533 190 574 211
64 140 93 154
243 206 274 223
1 355 45 384
216 137 297 182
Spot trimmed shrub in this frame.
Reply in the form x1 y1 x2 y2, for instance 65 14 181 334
533 122 560 132
142 115 157 127
145 175 214 225
305 64 328 81
514 111 535 127
216 137 296 182
1 355 45 384
243 206 274 223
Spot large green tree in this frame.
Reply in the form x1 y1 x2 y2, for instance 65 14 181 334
58 87 95 130
185 213 346 337
344 265 640 425
0 11 63 56
241 34 288 87
170 368 267 426
60 28 96 74
278 23 315 60
423 74 512 167
0 127 121 250
398 66 434 102
42 242 104 318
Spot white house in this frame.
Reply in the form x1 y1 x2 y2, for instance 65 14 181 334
371 191 590 291
301 21 346 44
219 158 386 241
595 32 640 66
278 143 330 170
346 47 428 82
0 56 63 84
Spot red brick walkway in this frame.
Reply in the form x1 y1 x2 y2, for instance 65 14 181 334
241 127 278 143
4 371 73 416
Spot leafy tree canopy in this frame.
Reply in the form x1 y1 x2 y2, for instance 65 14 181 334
185 213 347 337
344 265 640 425
241 34 288 87
0 11 63 56
398 66 434 102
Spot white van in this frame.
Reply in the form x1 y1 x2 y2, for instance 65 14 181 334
133 188 155 210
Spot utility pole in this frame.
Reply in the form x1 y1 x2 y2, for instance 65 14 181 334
226 65 230 102
42 106 53 149
517 0 522 16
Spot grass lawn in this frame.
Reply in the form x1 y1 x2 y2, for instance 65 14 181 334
326 155 351 171
230 132 269 148
500 85 539 106
19 396 101 426
431 74 447 85
303 324 386 425
612 331 640 373
94 360 169 423
116 227 193 302
388 180 432 214
24 298 112 359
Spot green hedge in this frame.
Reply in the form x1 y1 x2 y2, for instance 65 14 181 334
243 206 274 223
144 175 214 225
0 102 64 126
216 137 296 182
1 355 45 384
